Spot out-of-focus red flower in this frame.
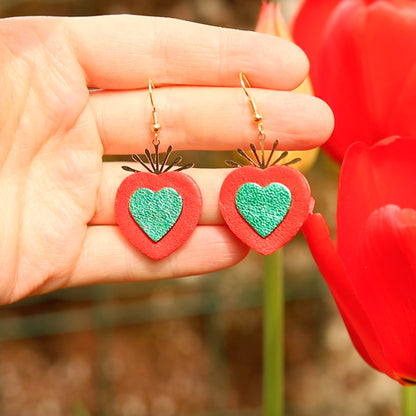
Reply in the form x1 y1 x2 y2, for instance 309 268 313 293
302 136 416 385
292 0 416 162
256 1 293 39
292 0 341 81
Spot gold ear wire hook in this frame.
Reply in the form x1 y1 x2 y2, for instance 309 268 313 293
148 78 161 145
239 72 263 124
239 72 266 165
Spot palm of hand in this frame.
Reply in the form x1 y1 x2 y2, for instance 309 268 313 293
0 15 333 305
0 20 102 301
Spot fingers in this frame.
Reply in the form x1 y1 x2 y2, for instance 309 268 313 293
68 225 249 288
66 15 309 90
91 165 229 226
90 87 334 154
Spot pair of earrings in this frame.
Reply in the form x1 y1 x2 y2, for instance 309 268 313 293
115 74 313 260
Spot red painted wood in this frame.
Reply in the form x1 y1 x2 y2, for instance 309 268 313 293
219 165 314 255
115 171 202 260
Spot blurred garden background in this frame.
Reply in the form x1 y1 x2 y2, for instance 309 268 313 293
0 1 402 415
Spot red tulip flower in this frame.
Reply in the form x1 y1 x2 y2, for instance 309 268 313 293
292 0 416 162
302 136 416 384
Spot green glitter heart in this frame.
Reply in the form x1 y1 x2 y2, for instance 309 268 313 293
235 182 292 238
129 187 183 242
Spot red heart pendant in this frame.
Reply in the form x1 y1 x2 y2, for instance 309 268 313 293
219 165 314 255
115 171 202 260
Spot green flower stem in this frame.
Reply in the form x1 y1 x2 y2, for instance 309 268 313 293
263 249 284 416
402 386 416 416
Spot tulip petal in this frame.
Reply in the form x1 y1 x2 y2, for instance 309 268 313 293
255 1 277 35
295 0 416 161
361 2 416 140
391 67 416 139
338 137 416 277
302 213 392 376
292 0 343 83
353 205 416 381
313 0 375 161
256 1 293 39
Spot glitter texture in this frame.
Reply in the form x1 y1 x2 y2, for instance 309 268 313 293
235 182 292 238
129 187 183 242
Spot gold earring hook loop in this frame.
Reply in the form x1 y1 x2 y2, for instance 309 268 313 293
239 72 263 124
239 72 266 164
148 78 161 145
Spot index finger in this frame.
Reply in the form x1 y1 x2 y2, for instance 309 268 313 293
67 15 309 90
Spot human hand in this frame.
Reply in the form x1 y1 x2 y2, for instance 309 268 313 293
0 15 333 304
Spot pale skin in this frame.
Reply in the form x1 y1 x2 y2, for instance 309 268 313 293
0 15 334 304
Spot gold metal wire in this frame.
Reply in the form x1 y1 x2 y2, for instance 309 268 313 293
148 78 161 145
239 72 266 165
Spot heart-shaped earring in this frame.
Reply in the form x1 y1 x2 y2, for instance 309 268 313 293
115 79 202 260
219 73 314 255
